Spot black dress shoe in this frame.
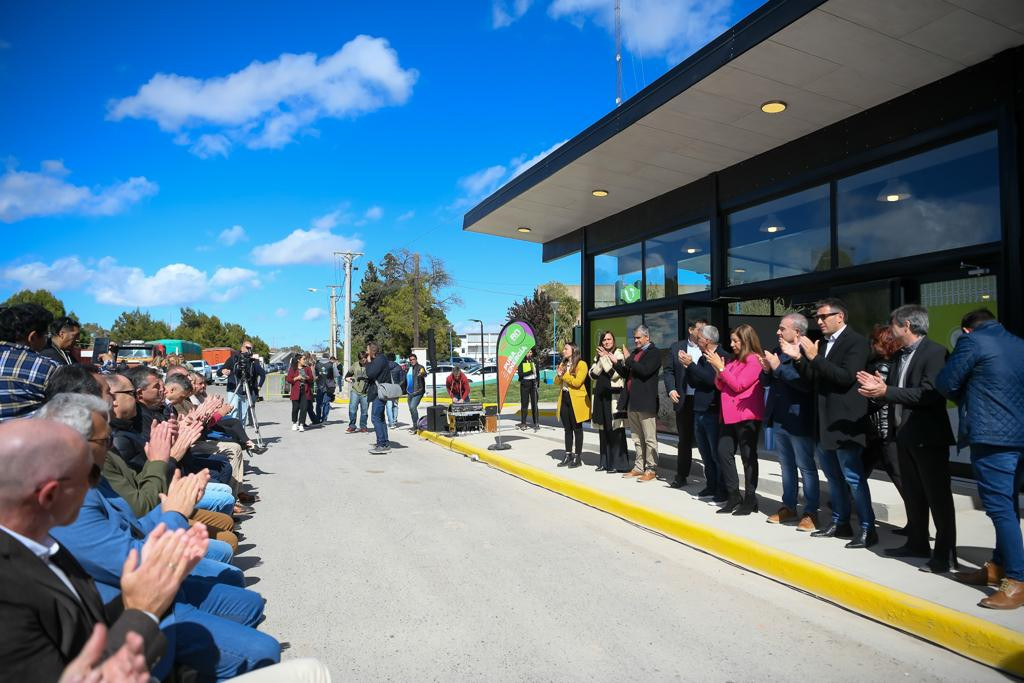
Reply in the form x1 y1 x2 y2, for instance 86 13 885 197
920 550 959 573
845 527 879 549
884 544 930 559
696 487 715 499
669 479 687 489
893 526 909 536
811 522 855 539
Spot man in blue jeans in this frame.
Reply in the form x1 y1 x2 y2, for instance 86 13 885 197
346 352 369 433
687 325 731 502
938 309 1024 609
762 312 819 531
406 353 427 433
789 298 877 549
364 342 391 454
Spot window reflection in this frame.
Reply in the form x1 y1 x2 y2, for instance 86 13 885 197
837 132 1000 265
644 222 711 300
727 185 830 286
594 243 642 309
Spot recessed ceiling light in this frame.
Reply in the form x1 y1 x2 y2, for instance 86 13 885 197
877 179 912 203
734 268 747 273
517 226 531 233
761 100 787 114
591 189 609 197
685 247 701 254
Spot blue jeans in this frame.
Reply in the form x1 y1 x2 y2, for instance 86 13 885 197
348 391 368 429
694 411 721 495
227 391 249 425
386 398 398 426
318 392 332 422
197 482 235 515
972 445 1024 580
817 445 875 528
774 424 819 514
408 393 423 428
372 398 389 448
169 578 280 680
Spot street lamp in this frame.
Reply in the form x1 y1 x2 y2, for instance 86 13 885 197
468 319 485 398
448 325 454 364
550 301 561 374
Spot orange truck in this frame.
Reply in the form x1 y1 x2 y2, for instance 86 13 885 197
202 347 234 367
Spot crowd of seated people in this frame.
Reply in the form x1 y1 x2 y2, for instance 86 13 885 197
0 302 330 680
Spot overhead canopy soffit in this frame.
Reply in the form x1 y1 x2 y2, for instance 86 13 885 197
463 0 1024 245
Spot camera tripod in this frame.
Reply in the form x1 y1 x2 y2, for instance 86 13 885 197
234 368 266 451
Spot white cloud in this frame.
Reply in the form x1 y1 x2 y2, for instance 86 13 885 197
0 160 158 223
1 256 261 306
453 140 566 209
364 205 383 221
250 210 365 266
397 210 415 222
275 307 288 318
493 0 533 28
218 224 248 246
549 0 732 63
108 35 419 156
303 307 327 321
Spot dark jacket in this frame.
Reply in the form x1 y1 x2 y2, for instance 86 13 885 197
222 352 262 395
663 339 697 410
885 337 955 448
0 529 165 683
764 351 814 437
111 414 149 472
936 321 1024 447
794 327 870 450
407 364 427 397
363 354 389 403
613 343 661 414
517 358 539 382
38 342 74 366
686 347 732 414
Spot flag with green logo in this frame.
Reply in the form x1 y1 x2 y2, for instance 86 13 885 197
496 320 536 413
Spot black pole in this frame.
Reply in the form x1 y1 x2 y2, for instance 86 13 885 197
480 322 485 398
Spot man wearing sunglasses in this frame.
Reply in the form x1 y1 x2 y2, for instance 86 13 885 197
785 298 876 549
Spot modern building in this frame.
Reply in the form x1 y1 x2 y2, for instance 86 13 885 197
465 0 1024 471
456 330 499 363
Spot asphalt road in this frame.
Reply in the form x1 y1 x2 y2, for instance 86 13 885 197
236 397 1005 682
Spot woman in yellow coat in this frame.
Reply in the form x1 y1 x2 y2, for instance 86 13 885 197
554 341 590 468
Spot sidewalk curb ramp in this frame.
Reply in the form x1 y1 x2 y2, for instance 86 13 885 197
419 430 1024 676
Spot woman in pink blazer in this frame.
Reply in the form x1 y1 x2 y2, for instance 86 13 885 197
705 323 765 516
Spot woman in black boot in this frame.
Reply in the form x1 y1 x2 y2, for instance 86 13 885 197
590 330 628 472
555 342 590 469
705 324 765 515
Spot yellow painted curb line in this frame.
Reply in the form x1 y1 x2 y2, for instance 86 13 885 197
418 430 1024 676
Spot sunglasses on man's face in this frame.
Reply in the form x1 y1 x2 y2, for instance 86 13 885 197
815 311 841 321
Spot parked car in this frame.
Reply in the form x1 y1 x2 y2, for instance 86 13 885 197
211 363 227 385
187 359 213 382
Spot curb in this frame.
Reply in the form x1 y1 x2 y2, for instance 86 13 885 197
418 429 1024 676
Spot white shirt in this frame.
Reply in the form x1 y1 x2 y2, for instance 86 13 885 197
824 324 847 358
685 340 701 396
0 523 81 600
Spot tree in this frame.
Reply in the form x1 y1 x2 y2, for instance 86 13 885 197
508 282 580 365
110 309 172 342
2 289 66 318
540 281 580 351
506 289 552 356
350 261 391 353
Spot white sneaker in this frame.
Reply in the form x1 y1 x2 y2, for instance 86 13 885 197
292 423 298 431
298 424 305 432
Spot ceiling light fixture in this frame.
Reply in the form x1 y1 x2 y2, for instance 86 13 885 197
685 247 701 254
516 226 531 233
734 268 747 273
591 189 609 197
877 179 912 203
758 215 785 234
761 100 787 114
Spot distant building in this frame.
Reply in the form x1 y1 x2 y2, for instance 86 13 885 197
455 331 500 363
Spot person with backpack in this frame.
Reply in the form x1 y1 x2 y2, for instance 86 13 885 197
364 342 393 454
314 355 338 425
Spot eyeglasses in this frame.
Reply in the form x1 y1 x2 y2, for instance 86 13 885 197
815 312 841 321
633 336 644 340
111 390 135 396
89 434 113 449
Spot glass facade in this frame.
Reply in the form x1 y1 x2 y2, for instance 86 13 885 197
644 222 711 300
837 132 1001 265
727 185 830 286
594 243 642 309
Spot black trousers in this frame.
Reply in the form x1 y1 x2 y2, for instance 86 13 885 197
718 420 761 497
520 380 539 426
865 439 911 525
560 397 583 455
899 441 957 558
291 397 309 425
673 394 695 482
597 420 629 471
213 416 251 447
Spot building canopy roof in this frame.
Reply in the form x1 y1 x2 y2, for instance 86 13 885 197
463 0 1024 245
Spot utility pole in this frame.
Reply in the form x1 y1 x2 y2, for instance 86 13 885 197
325 284 342 358
615 0 622 107
335 250 363 378
412 252 420 348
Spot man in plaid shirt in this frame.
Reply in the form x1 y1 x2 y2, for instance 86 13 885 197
0 303 57 422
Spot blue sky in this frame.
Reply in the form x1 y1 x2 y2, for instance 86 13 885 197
0 0 765 348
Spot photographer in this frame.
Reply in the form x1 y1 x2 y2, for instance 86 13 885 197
219 340 260 424
314 354 338 424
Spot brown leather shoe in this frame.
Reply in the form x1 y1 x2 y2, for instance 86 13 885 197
622 469 642 478
767 506 796 525
637 471 657 482
796 513 819 532
980 579 1024 609
955 562 1004 587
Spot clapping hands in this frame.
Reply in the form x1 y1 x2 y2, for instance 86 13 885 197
856 370 887 398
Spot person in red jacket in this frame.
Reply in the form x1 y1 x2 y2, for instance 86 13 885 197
285 354 314 431
446 366 471 403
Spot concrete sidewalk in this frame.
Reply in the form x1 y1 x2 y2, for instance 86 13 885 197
417 409 1024 675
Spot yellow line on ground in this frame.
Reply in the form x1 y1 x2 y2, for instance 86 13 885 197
418 430 1024 676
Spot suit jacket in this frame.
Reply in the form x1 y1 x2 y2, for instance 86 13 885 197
885 337 955 448
613 343 661 414
764 351 814 437
663 340 698 410
686 347 732 414
795 327 870 450
38 342 74 366
0 529 165 683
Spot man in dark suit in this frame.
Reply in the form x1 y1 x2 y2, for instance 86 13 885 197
788 298 877 549
614 325 663 482
687 325 731 502
38 315 80 367
663 318 707 488
858 304 956 572
0 418 202 682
